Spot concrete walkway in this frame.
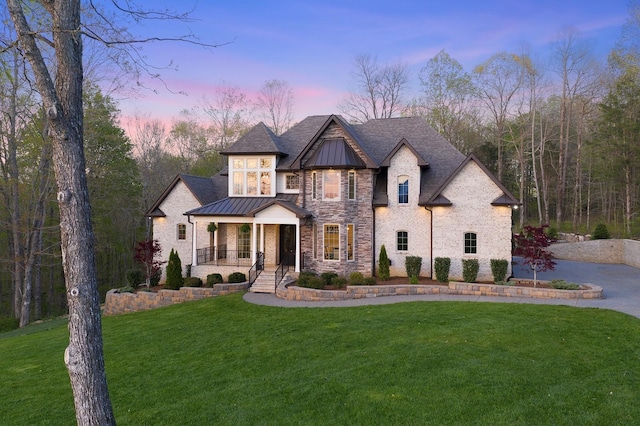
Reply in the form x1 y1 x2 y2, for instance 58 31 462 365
243 258 640 318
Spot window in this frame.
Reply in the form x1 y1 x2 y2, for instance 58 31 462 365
323 170 340 200
348 171 356 200
238 227 251 259
313 223 318 259
397 231 408 251
464 232 477 254
312 172 317 200
398 176 409 204
230 156 273 196
347 224 354 261
177 223 187 240
285 174 300 190
324 224 339 260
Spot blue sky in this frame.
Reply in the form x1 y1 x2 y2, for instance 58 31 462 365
117 0 630 128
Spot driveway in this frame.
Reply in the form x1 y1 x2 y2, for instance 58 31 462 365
512 257 640 318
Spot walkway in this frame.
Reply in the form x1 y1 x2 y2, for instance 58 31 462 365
243 258 640 318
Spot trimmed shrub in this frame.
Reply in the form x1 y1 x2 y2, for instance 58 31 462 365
490 259 509 283
165 249 183 290
593 223 610 240
228 272 247 283
363 276 376 285
378 245 390 281
331 276 347 288
434 257 450 283
183 277 203 287
126 269 143 287
405 256 422 278
206 273 223 287
349 271 365 285
296 271 317 287
462 259 479 283
321 272 338 286
409 275 419 284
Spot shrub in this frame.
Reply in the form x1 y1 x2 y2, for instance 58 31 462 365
165 249 183 290
149 268 161 287
126 269 143 287
349 271 364 285
593 223 610 240
409 275 419 284
206 273 223 287
434 257 450 283
462 259 479 283
183 277 203 287
331 276 347 288
405 256 422 278
546 227 559 240
378 244 390 281
550 279 581 290
0 317 19 333
321 272 338 286
490 259 509 283
228 272 247 283
296 271 317 287
363 276 376 285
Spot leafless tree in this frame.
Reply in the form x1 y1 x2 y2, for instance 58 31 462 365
338 54 409 123
256 79 294 135
201 82 254 149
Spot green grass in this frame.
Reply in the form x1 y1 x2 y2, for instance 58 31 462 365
2 293 640 425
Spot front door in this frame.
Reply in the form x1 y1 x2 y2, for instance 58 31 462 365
279 225 296 266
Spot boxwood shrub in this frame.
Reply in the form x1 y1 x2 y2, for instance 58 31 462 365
405 256 422 279
228 272 247 283
434 257 450 283
462 259 479 283
206 273 223 287
490 259 509 283
183 277 203 287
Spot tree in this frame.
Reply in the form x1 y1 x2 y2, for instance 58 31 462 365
165 248 183 290
201 82 254 149
134 239 164 287
338 54 409 123
256 79 294 135
378 244 390 281
513 225 556 287
7 0 116 423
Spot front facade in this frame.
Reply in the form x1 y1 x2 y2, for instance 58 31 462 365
147 115 517 283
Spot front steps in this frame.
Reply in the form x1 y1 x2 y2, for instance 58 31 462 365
249 270 277 293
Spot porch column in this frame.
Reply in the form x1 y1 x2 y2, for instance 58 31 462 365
259 224 265 255
251 221 257 265
191 216 198 266
213 222 218 261
295 220 301 272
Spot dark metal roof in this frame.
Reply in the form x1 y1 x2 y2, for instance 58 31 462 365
185 193 299 217
248 198 312 218
304 138 366 169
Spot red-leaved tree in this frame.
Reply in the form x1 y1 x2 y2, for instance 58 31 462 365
513 225 556 287
134 239 164 288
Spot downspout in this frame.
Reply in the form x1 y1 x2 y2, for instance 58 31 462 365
187 215 196 267
425 207 433 278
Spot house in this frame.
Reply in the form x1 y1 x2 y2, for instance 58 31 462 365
146 115 518 289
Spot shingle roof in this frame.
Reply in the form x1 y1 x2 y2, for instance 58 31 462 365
220 122 284 155
145 173 227 217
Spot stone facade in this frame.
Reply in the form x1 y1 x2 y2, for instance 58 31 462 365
550 239 640 268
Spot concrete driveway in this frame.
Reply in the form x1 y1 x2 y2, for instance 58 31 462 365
513 257 640 318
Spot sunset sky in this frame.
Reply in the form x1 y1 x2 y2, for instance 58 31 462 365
115 0 631 129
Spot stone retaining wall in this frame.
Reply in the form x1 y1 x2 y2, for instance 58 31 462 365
104 282 249 315
550 239 640 268
276 280 603 302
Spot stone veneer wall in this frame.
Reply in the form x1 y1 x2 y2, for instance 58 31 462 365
550 239 640 268
104 283 249 316
276 281 603 302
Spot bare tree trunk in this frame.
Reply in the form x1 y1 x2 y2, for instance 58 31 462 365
8 0 115 424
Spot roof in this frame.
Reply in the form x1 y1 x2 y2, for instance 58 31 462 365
145 173 227 217
304 138 366 169
220 122 284 155
185 193 305 217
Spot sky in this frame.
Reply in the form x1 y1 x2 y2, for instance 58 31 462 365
113 0 631 131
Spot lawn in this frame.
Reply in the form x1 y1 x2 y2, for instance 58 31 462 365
1 292 640 425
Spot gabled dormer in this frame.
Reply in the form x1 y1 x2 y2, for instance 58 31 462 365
221 122 285 197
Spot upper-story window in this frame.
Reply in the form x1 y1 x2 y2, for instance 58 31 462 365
398 176 409 204
311 172 318 200
348 171 356 200
177 223 187 240
231 156 274 196
323 170 340 200
285 174 300 191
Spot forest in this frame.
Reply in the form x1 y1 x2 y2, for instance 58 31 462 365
1 4 639 326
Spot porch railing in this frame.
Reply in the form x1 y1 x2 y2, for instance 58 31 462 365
196 245 253 267
274 253 294 291
248 252 264 285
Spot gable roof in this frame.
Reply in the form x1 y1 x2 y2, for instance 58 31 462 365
220 122 284 156
304 138 367 169
289 115 378 169
145 173 227 217
421 153 518 207
380 138 429 167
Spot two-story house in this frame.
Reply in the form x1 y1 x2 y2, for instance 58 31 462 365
146 115 517 289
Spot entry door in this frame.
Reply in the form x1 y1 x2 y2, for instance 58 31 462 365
279 225 296 266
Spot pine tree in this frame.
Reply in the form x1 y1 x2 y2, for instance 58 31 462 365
165 249 183 290
378 244 390 281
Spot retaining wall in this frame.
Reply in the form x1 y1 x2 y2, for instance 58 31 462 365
104 282 249 316
276 280 603 302
550 239 640 268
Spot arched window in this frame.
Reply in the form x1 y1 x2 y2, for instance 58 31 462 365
464 232 477 254
398 176 409 204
